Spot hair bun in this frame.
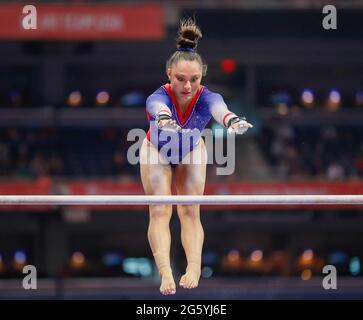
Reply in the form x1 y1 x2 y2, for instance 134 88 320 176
176 18 202 51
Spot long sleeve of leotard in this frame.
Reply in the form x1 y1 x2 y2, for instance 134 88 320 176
146 92 172 120
207 92 238 127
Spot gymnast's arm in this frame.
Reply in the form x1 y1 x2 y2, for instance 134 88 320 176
146 93 181 131
208 93 253 134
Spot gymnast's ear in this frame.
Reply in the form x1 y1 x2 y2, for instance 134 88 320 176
166 68 171 81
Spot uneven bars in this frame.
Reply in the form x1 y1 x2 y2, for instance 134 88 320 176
0 195 362 205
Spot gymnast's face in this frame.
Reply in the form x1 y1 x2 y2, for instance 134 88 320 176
168 60 202 105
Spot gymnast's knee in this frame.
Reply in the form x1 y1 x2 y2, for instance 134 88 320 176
177 204 200 220
149 205 172 220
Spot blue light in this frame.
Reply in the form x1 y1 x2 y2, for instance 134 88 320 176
201 266 213 278
301 89 314 104
102 253 123 267
123 258 138 274
329 89 341 103
122 257 152 277
328 252 348 265
14 251 26 264
120 91 145 107
138 258 152 277
270 91 291 106
202 252 218 265
349 257 360 276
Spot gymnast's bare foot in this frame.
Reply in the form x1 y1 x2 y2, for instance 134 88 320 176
160 272 176 295
179 267 201 289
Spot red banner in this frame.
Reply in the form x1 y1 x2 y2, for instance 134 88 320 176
0 5 164 40
1 179 363 211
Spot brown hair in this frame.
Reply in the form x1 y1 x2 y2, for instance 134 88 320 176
166 18 207 77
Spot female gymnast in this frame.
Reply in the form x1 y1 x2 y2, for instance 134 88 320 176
140 18 253 295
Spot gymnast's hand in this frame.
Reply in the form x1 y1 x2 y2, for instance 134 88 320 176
227 117 253 135
156 114 181 132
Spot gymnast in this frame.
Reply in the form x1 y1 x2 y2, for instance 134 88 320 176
140 18 253 295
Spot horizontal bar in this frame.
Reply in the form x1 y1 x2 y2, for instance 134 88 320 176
0 195 362 205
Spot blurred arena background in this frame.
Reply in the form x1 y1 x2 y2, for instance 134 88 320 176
0 0 363 299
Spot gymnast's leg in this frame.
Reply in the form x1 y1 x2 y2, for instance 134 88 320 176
140 138 175 295
175 139 207 289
